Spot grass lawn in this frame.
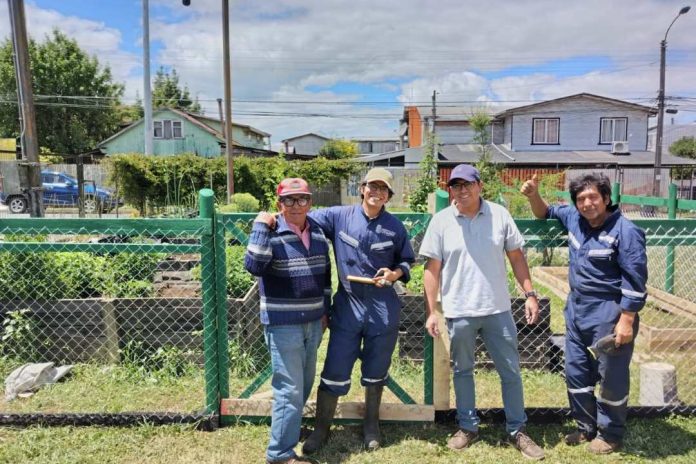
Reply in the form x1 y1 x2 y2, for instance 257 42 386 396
2 416 696 463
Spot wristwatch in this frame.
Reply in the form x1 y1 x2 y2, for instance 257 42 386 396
524 290 538 298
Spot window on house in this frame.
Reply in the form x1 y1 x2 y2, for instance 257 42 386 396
532 118 559 144
153 119 183 139
154 121 163 138
600 118 627 144
172 121 182 138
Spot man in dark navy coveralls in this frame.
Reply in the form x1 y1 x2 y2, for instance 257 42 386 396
522 173 647 455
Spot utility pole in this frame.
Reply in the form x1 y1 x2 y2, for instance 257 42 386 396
8 0 43 217
653 5 691 197
143 0 153 155
222 0 234 201
431 90 437 135
217 98 225 137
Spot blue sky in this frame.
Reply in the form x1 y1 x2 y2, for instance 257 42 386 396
2 0 695 143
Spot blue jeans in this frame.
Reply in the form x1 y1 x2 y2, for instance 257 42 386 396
447 311 527 435
264 319 323 462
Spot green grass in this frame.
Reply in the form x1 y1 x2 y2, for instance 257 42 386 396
0 362 205 414
2 416 696 463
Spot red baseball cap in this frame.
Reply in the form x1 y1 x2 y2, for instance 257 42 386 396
277 178 312 197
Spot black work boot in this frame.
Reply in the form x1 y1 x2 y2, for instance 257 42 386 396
302 389 338 455
363 385 384 451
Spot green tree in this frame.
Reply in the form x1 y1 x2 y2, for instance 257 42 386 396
152 67 201 113
408 132 438 212
669 136 696 180
470 111 505 202
0 30 124 154
318 139 358 159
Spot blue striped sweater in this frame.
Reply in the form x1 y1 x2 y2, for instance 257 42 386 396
244 215 332 325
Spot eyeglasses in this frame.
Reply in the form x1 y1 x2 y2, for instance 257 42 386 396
280 196 310 207
450 181 478 191
365 182 390 193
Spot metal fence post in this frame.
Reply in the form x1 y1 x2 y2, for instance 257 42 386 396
425 188 449 406
666 183 677 294
612 181 621 207
214 212 230 399
199 189 220 413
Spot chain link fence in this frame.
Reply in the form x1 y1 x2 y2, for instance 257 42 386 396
218 212 432 415
0 193 222 426
519 219 696 414
2 201 695 425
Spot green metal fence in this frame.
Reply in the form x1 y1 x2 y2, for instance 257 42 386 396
2 188 696 427
0 190 225 427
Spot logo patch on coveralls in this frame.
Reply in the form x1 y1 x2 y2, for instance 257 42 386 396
376 224 396 237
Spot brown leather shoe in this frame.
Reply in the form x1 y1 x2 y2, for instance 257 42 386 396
564 430 594 446
510 429 545 460
267 457 316 464
587 437 622 454
447 429 479 450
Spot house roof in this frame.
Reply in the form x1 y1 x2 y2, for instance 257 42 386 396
189 113 271 137
403 105 505 123
495 93 657 117
281 133 330 143
352 136 399 142
98 107 269 148
365 144 696 168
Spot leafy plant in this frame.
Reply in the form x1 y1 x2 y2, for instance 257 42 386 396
192 246 255 298
406 264 424 294
408 132 438 212
228 339 264 378
0 308 46 363
119 339 196 381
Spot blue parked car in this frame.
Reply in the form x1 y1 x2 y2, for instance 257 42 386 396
0 170 122 214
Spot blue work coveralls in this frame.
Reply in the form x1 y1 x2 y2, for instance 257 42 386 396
310 205 415 396
547 204 647 442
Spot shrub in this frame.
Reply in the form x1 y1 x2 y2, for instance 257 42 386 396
99 253 163 298
218 193 260 213
191 245 254 298
406 264 424 294
53 252 105 298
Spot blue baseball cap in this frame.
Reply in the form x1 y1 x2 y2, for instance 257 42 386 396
448 164 481 186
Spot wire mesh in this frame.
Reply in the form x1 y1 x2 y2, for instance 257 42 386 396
520 219 696 412
0 218 216 417
220 212 432 411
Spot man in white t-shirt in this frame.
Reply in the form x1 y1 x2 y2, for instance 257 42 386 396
419 164 545 460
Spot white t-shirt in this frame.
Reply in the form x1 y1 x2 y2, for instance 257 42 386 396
419 201 525 318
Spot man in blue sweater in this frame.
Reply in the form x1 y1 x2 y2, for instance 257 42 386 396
245 177 331 464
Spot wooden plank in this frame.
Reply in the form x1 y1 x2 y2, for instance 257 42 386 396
101 298 120 363
645 328 696 343
647 286 696 321
220 399 434 422
432 301 450 411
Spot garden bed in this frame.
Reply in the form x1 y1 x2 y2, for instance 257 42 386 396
533 266 696 352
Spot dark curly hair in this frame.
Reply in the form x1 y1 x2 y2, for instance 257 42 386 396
569 173 612 207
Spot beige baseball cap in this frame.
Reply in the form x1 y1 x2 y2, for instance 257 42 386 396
363 168 394 192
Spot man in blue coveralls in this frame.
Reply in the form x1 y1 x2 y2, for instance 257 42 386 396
301 167 416 454
521 172 647 454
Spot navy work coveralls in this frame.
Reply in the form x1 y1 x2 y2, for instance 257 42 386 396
547 204 647 442
310 205 415 396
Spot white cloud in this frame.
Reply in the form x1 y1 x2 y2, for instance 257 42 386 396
2 0 696 142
